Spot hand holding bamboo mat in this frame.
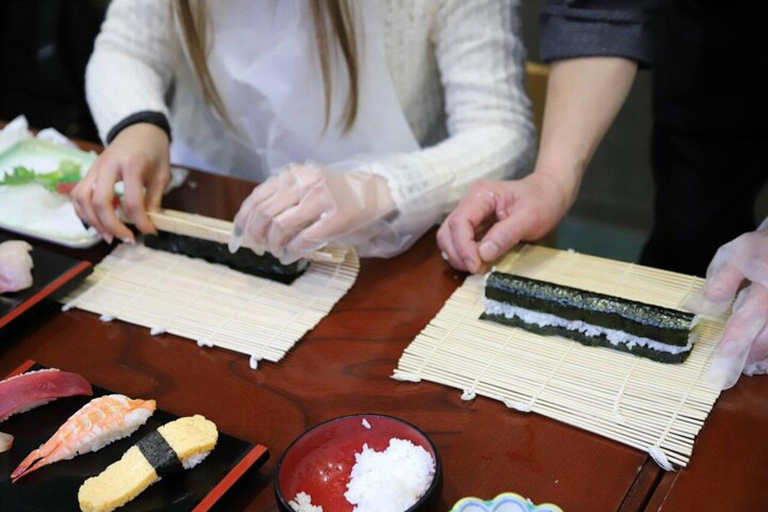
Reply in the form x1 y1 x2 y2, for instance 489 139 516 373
140 209 346 264
393 245 726 470
60 243 358 367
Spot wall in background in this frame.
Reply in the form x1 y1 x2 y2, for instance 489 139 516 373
0 0 107 141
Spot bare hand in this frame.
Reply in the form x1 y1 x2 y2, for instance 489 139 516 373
437 171 577 273
71 123 170 243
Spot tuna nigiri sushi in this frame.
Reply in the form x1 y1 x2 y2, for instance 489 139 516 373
0 240 34 294
11 394 156 482
0 368 93 453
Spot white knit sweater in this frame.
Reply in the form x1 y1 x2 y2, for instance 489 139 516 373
86 0 535 249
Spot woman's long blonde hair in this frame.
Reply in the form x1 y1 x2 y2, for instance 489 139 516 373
173 0 360 132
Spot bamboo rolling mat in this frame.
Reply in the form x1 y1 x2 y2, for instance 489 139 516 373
60 243 358 367
393 245 725 470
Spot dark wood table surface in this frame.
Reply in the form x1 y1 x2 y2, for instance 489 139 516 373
2 137 767 511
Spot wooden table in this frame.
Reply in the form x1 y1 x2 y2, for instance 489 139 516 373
2 148 767 511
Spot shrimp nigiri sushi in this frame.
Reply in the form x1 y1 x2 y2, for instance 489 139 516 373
11 394 156 482
0 368 93 453
0 240 34 294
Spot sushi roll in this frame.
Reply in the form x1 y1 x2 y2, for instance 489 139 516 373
0 368 93 453
482 272 698 363
143 231 308 284
78 415 218 512
11 395 156 481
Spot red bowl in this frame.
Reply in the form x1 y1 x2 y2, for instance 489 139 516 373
275 414 441 511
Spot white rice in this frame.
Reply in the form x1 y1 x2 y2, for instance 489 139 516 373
344 438 434 512
484 298 694 355
182 450 211 470
289 491 323 512
361 418 371 429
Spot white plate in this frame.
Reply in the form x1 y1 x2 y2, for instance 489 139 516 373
0 139 100 248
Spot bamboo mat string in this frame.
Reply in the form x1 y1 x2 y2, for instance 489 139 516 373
195 275 272 355
605 262 635 297
526 342 576 411
61 249 135 312
648 357 709 471
678 275 699 309
418 302 477 381
610 358 640 425
461 329 516 401
392 291 482 383
249 253 345 368
100 254 182 323
152 264 229 337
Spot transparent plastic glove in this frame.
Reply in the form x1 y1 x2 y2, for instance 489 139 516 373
228 162 396 264
686 218 768 390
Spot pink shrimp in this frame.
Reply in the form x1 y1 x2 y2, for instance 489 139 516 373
11 394 156 482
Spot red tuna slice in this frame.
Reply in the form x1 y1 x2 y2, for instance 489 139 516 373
0 369 93 423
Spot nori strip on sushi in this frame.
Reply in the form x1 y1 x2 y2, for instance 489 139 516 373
143 231 307 284
480 311 691 364
136 430 183 478
484 272 695 347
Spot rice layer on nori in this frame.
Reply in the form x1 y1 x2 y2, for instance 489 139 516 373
481 271 697 363
143 232 307 284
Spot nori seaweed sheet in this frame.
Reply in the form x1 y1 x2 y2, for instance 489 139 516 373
136 430 184 478
480 311 691 364
143 232 307 284
484 272 695 347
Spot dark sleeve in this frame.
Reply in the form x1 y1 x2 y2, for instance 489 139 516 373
105 111 172 144
540 0 667 67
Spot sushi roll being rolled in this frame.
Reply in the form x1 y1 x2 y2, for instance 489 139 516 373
78 415 218 512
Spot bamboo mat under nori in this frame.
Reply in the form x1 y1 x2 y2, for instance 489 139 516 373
393 244 726 470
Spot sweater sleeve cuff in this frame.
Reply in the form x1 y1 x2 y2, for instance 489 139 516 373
540 12 654 68
105 111 172 144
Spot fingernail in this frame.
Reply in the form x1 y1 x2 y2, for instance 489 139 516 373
121 237 135 245
103 234 114 244
479 241 499 261
228 235 242 254
464 257 477 273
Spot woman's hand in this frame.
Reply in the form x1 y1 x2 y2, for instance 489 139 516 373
229 162 396 263
72 123 170 243
686 218 768 390
437 169 578 274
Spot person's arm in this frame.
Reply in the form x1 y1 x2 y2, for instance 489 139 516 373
437 0 664 273
437 58 636 272
355 0 537 257
72 0 176 243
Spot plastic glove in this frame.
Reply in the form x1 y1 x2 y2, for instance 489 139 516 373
437 172 576 274
228 162 396 264
686 217 768 390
